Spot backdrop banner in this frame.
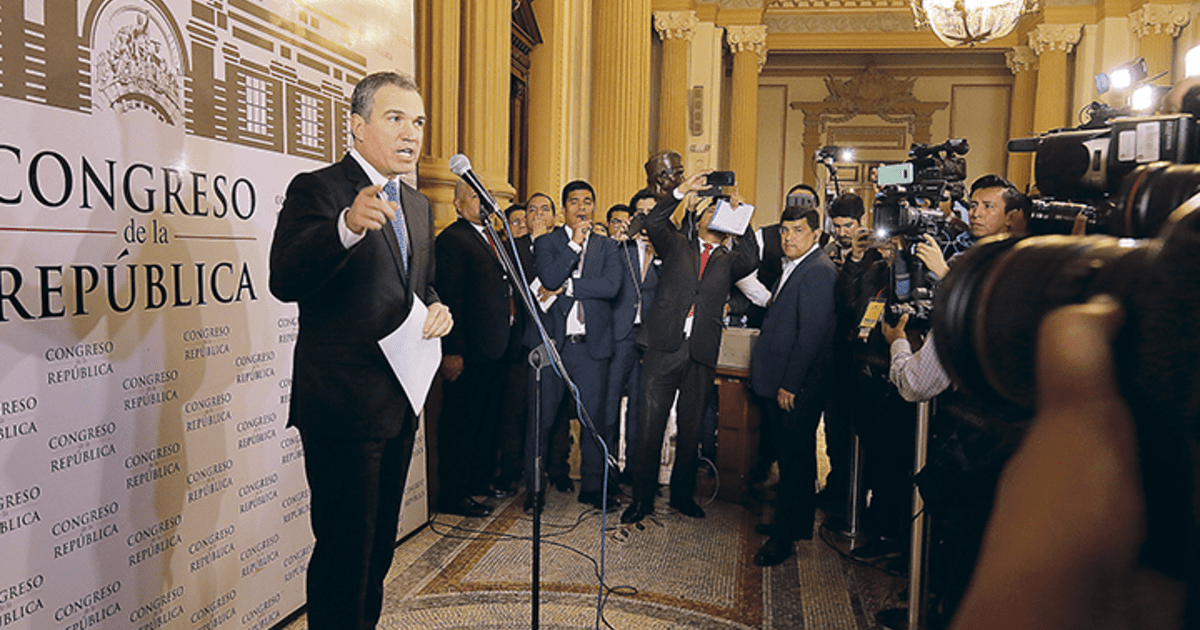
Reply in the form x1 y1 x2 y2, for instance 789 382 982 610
0 1 422 628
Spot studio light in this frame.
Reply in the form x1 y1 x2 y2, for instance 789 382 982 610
910 0 1039 47
1094 58 1148 95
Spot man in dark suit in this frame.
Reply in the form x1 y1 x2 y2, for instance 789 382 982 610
621 172 759 525
526 181 622 511
604 197 660 482
269 71 453 630
749 204 838 566
434 179 519 516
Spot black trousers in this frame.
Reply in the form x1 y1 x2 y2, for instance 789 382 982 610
630 342 712 506
760 389 825 540
300 417 415 630
438 356 507 502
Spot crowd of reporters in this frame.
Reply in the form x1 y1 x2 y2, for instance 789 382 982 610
430 146 1193 629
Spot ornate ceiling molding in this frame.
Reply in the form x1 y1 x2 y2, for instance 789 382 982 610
1129 4 1191 38
765 13 918 33
768 0 909 8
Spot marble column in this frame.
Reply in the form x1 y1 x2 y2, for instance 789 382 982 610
1005 45 1038 191
1130 4 1191 82
1030 24 1082 136
415 0 461 229
590 0 652 212
654 10 699 157
459 0 515 221
726 25 767 206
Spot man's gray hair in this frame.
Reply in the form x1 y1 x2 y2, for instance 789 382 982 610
351 71 420 120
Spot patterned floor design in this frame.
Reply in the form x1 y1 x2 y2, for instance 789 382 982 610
281 486 907 630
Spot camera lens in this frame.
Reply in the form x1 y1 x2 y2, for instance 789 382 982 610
933 234 1149 408
1115 162 1200 237
933 196 1200 417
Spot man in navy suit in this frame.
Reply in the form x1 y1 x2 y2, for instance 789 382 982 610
269 71 453 629
749 204 838 566
604 195 660 481
621 172 759 525
526 181 622 511
434 179 519 516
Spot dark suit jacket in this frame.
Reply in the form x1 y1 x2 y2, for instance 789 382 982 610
612 239 660 341
269 154 438 438
638 194 758 368
436 218 515 362
534 227 621 360
750 248 839 400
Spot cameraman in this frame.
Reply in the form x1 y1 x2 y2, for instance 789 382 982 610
943 175 1031 259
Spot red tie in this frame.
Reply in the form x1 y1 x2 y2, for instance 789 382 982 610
698 242 714 278
484 230 498 256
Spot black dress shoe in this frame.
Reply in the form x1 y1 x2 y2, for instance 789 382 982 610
621 500 653 524
552 476 574 493
754 536 795 567
489 485 518 499
578 491 620 512
439 497 493 518
669 499 706 518
851 537 903 560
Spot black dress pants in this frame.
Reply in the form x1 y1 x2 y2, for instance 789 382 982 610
300 416 415 630
439 356 506 502
630 342 712 506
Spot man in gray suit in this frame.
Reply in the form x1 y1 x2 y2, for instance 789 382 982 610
269 71 452 630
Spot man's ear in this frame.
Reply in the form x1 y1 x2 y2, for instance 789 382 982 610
349 113 364 144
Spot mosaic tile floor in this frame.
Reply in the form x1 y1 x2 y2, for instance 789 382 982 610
282 486 907 630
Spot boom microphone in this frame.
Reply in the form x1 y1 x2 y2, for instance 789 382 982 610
448 154 500 218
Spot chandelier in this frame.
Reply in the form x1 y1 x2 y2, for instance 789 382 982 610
911 0 1039 46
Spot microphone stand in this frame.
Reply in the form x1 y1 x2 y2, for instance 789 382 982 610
473 198 617 630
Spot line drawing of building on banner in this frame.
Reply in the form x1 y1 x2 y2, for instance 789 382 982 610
0 0 368 163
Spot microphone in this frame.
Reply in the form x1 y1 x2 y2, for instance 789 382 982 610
448 154 500 218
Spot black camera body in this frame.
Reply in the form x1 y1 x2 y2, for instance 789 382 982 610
1010 110 1200 236
871 139 970 325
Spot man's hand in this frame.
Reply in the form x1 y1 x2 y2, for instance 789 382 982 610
1070 210 1088 236
422 302 453 339
536 285 564 301
949 296 1169 630
777 388 795 412
440 354 464 382
915 234 950 280
883 312 909 345
675 170 712 197
571 222 588 245
850 227 871 262
345 184 398 234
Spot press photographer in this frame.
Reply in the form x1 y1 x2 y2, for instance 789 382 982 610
930 82 1200 630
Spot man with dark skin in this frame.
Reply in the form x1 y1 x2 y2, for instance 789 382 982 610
644 150 685 200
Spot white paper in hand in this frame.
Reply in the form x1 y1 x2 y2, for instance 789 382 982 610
707 199 754 235
530 277 557 312
378 297 442 411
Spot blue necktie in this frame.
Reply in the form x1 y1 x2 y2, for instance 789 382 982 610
383 180 409 274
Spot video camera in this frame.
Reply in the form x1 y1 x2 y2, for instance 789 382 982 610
1009 104 1200 237
870 139 970 325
